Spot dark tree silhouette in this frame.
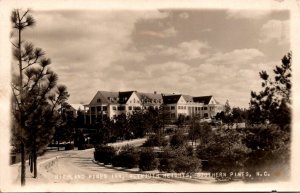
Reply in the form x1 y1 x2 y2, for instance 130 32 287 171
10 9 69 185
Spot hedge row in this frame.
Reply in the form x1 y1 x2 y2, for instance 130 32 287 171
94 145 202 173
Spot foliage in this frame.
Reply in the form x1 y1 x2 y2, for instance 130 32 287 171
64 143 74 150
113 114 129 140
10 9 70 183
94 115 114 144
170 131 187 148
112 145 139 168
139 148 159 171
173 156 201 174
128 110 151 138
249 52 291 126
242 125 290 180
188 122 212 146
196 129 250 179
158 158 175 172
94 145 116 165
143 134 168 147
158 146 200 173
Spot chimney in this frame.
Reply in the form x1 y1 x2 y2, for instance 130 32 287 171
154 91 157 94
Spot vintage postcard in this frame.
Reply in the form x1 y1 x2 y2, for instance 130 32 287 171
0 0 299 192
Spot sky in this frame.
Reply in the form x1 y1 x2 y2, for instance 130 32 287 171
19 9 290 108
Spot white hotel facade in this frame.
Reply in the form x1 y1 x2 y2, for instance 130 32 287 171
83 91 224 125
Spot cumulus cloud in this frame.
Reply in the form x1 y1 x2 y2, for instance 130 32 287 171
226 10 271 19
206 48 264 66
21 10 169 103
179 12 189 19
140 26 177 38
153 40 210 60
259 19 289 45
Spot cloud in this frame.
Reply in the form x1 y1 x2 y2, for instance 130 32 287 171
179 12 189 19
226 10 272 19
21 10 169 104
259 19 289 45
202 28 212 32
206 48 264 66
153 40 210 60
146 61 190 76
140 26 177 38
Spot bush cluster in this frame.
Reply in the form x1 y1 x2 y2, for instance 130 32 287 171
112 146 139 168
78 144 94 150
143 135 168 147
170 132 187 148
93 144 201 174
94 145 116 165
158 147 201 174
139 148 159 171
64 144 74 150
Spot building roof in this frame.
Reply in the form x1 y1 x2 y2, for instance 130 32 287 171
88 91 218 106
182 95 194 103
193 96 213 105
70 104 85 111
89 91 119 106
162 95 182 104
137 92 163 105
118 91 135 104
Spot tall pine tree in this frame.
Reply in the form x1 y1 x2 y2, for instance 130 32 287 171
11 9 70 185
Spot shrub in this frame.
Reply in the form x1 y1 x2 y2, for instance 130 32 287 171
112 146 139 168
170 132 186 148
158 158 175 172
139 148 158 171
65 144 74 150
94 145 116 165
173 156 201 174
78 144 85 150
143 135 168 147
84 144 94 149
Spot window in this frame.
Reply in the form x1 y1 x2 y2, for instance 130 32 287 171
184 106 186 110
97 98 101 103
118 106 125 111
113 106 117 110
134 106 141 110
103 106 107 111
164 106 170 110
204 107 208 110
171 106 175 110
154 99 157 103
129 106 132 110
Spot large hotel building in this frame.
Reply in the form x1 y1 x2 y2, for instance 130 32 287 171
83 91 224 125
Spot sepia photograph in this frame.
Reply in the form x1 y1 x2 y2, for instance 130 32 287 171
0 0 300 192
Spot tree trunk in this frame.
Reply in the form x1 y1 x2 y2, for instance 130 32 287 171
30 153 33 173
20 142 26 186
57 129 60 151
33 148 37 178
